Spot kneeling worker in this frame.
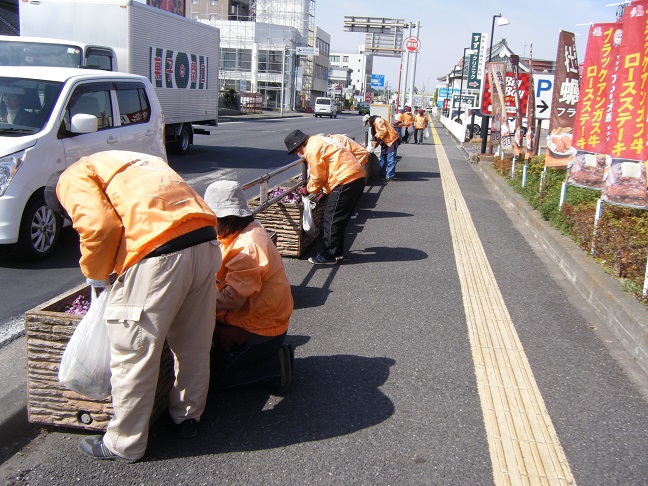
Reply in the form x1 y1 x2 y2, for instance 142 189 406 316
204 181 294 393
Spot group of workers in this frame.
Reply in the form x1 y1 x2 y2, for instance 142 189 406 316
44 106 428 463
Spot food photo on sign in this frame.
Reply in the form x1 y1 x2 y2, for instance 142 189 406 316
601 159 648 208
566 151 611 189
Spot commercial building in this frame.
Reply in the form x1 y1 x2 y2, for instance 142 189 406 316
188 0 330 110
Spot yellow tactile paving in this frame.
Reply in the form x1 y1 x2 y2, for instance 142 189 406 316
431 124 576 485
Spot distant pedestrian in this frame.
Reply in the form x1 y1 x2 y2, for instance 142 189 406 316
284 129 365 264
401 106 414 143
363 114 399 182
413 109 428 144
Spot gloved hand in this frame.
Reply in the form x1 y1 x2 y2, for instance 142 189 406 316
298 186 309 196
87 277 110 288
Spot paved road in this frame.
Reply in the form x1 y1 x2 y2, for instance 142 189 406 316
1 117 647 484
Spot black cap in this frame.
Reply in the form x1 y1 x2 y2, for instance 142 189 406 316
44 171 69 220
284 129 309 154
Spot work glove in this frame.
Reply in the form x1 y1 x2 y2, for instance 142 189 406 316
298 186 309 196
86 278 111 289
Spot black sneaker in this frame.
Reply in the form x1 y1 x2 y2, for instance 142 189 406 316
175 418 200 439
308 254 337 265
79 435 136 463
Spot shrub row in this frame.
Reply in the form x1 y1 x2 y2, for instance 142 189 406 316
491 154 648 306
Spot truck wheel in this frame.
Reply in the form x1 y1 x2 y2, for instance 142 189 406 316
12 196 61 261
172 124 192 155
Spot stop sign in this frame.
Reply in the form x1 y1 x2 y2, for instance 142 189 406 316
404 36 420 53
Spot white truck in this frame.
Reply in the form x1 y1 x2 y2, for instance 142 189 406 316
17 0 220 154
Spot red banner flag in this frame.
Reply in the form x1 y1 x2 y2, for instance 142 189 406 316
488 62 508 152
572 23 622 155
609 2 648 161
545 31 580 168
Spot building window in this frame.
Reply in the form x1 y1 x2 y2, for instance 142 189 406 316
191 13 199 19
330 55 340 63
210 14 217 21
211 0 217 4
343 56 349 62
192 0 199 4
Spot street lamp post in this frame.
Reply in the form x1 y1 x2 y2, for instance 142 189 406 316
481 13 510 154
455 47 474 122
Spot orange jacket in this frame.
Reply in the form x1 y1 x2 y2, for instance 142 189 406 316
414 113 428 129
57 150 216 280
402 112 414 127
372 116 399 147
303 135 365 194
216 220 293 336
327 133 369 166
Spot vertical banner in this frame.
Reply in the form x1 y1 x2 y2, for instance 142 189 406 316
468 32 487 94
545 31 580 168
572 23 621 155
610 2 648 161
488 62 508 152
525 53 536 161
511 56 523 157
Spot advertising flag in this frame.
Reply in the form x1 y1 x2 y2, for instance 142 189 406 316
488 62 509 152
545 31 580 168
511 56 523 157
525 55 536 161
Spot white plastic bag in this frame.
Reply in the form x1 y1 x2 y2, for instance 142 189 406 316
301 194 317 236
424 127 431 139
58 286 112 400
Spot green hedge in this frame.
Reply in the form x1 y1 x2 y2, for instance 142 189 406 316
492 154 648 305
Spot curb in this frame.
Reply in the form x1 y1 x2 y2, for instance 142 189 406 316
472 158 648 378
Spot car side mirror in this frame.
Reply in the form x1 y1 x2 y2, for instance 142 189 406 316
70 113 98 134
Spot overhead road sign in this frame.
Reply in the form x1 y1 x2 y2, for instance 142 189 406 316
345 16 406 58
343 16 407 33
370 74 385 88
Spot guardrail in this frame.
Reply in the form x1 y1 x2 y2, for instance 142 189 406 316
241 159 308 215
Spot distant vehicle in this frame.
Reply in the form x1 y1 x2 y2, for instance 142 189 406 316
0 66 166 260
314 97 337 118
357 102 370 115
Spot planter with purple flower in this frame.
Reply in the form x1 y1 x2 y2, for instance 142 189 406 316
25 283 174 431
248 181 326 257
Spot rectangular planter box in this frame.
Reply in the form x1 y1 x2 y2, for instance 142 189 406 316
249 184 326 258
24 283 174 431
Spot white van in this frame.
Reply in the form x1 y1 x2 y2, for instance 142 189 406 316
0 66 166 260
314 97 337 118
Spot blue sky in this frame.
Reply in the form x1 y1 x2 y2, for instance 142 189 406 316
315 0 623 92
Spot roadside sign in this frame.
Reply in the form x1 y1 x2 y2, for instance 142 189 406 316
404 36 420 52
533 74 554 120
467 32 487 92
370 74 385 88
481 71 530 116
452 94 477 110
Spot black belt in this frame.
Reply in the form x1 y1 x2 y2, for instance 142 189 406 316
145 226 216 258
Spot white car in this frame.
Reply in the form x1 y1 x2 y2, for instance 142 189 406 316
0 66 166 260
314 97 337 118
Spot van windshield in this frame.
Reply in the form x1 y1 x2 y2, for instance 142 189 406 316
316 98 331 105
0 78 64 135
0 40 83 68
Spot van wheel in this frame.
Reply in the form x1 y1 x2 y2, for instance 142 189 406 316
12 196 61 261
172 125 192 155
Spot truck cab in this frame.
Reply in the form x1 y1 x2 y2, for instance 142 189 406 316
0 35 116 71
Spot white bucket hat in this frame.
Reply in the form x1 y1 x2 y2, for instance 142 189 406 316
204 180 253 218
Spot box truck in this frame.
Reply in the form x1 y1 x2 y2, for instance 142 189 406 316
18 0 220 154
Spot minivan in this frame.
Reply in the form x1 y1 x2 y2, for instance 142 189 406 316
314 97 337 118
0 66 166 260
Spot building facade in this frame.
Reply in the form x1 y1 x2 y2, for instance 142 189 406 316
329 47 372 97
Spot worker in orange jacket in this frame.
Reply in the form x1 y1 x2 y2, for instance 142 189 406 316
48 150 221 462
401 106 414 143
203 180 294 393
284 129 365 264
364 114 399 181
413 109 429 145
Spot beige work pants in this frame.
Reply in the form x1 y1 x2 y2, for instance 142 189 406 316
103 241 221 460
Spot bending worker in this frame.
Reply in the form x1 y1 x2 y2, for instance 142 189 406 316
284 129 365 265
203 180 294 393
363 114 399 182
48 150 221 463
